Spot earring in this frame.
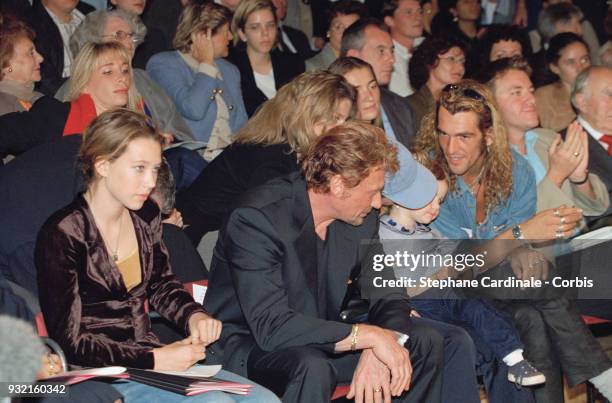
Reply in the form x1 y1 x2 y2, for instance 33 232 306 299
453 16 458 22
7 67 12 73
326 32 330 39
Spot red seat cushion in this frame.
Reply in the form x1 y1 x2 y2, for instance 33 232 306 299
332 385 350 400
582 315 610 325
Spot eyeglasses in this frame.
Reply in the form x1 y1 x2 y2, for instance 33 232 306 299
102 31 139 43
438 55 466 65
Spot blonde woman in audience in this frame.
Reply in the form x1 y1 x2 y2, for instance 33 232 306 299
535 32 591 132
176 71 355 244
0 42 134 158
228 0 304 116
147 2 247 161
56 8 195 144
34 109 279 403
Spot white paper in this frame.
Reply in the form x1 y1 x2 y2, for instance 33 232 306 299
154 365 222 378
45 366 126 380
192 284 208 305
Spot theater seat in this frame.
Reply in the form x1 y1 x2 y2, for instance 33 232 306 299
583 315 611 403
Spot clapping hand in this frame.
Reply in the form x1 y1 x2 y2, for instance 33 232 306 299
547 122 589 186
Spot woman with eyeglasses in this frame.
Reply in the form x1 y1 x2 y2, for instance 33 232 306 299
406 35 466 130
228 0 304 116
535 32 591 132
147 2 248 162
305 0 368 72
0 17 44 117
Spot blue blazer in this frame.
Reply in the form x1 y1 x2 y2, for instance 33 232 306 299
146 51 248 143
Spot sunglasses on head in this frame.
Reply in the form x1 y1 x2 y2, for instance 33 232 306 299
441 84 484 101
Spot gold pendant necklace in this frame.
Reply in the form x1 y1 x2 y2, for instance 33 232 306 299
111 212 123 262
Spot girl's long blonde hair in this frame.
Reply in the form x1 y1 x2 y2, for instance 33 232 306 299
234 71 356 157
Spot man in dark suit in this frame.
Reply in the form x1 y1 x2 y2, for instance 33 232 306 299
271 0 317 61
570 65 612 225
340 18 418 149
204 122 480 403
30 0 94 95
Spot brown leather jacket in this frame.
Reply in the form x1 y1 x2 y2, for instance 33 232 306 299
35 194 205 369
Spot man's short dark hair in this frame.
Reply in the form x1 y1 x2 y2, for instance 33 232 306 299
409 35 465 90
478 56 532 92
340 18 388 57
382 0 430 18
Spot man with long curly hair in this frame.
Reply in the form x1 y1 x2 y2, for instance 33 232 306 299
414 79 612 403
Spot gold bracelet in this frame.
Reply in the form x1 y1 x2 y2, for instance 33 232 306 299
350 324 359 351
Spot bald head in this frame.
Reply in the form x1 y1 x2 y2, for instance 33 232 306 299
573 66 612 134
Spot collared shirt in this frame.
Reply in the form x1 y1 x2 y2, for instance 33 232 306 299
578 115 608 150
278 23 298 54
45 6 85 78
510 130 547 185
380 106 398 143
389 37 424 97
431 150 537 240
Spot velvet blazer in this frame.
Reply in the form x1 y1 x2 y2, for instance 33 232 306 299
35 195 206 369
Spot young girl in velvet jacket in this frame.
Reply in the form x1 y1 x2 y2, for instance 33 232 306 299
34 109 279 402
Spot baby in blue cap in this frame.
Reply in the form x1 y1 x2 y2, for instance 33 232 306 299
379 143 545 388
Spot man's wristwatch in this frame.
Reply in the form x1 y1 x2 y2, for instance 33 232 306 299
512 224 524 240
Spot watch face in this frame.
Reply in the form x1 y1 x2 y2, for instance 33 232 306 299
512 226 522 239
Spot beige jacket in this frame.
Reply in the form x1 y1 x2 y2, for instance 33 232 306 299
535 82 575 133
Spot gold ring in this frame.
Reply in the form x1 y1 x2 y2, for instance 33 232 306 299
553 209 561 217
374 387 382 393
574 151 580 157
560 216 567 224
555 232 564 239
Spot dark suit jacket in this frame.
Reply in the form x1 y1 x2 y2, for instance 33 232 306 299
176 142 299 244
227 47 305 116
0 136 83 296
30 0 94 96
278 25 317 61
35 195 205 369
0 96 69 158
203 173 412 377
380 87 418 149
